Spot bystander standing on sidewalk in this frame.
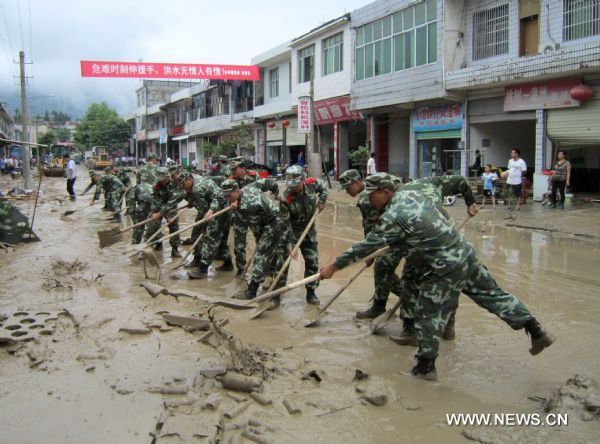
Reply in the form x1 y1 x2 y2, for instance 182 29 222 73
481 164 498 209
549 151 571 209
65 153 77 200
367 152 377 176
504 148 527 217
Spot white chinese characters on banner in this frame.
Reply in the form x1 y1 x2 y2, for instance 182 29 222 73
298 96 311 134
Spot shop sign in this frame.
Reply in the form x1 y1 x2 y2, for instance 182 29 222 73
159 128 167 144
504 78 581 111
170 126 185 136
298 96 311 134
413 104 463 132
314 96 362 125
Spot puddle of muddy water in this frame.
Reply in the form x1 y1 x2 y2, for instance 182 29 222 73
0 175 599 443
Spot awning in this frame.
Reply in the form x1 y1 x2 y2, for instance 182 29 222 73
172 135 189 141
416 129 461 140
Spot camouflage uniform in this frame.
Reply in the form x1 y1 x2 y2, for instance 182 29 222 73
332 175 536 363
146 171 182 249
183 174 231 268
128 183 153 244
279 169 328 292
229 184 290 286
93 174 124 212
137 162 157 185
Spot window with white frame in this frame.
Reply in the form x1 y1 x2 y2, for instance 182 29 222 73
269 67 279 98
322 32 343 76
472 4 509 60
298 45 314 83
563 0 600 41
355 0 437 81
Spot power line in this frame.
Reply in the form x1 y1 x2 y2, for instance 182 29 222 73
26 0 32 74
0 0 17 77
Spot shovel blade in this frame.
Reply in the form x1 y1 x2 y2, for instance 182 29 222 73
302 308 327 328
97 227 123 248
249 302 271 320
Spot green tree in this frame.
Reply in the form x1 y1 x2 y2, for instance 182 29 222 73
348 145 370 177
39 129 57 146
73 102 130 152
54 127 71 142
44 110 50 122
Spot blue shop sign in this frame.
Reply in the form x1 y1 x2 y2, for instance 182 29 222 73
413 104 463 132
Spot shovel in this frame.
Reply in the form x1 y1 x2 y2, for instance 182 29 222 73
300 263 369 328
165 233 204 271
250 208 319 316
248 246 391 320
62 200 103 217
98 215 156 248
370 215 472 334
238 247 257 280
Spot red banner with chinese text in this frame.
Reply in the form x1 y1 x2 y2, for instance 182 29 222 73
81 60 260 81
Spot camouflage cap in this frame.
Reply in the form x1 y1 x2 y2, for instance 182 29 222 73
104 166 113 173
220 178 240 195
218 155 228 162
229 156 245 168
147 153 158 161
156 166 170 179
168 164 182 174
338 169 362 190
180 171 194 181
285 164 305 187
365 173 396 194
89 170 99 178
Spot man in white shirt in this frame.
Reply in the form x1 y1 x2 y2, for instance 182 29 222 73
65 153 77 200
367 151 377 176
506 148 526 213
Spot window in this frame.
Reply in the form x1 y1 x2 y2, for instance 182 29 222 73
298 45 314 83
473 4 509 60
322 32 343 76
289 62 292 93
269 68 279 98
563 0 600 41
354 0 437 81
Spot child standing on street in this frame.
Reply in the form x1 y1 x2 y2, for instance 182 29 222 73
481 164 498 209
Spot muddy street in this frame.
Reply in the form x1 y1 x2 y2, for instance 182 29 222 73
1 173 599 444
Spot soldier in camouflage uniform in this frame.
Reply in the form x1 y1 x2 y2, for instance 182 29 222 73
207 155 231 187
90 167 125 214
127 180 154 244
146 167 182 257
228 157 258 275
279 165 328 305
81 170 103 196
338 169 404 318
137 153 158 186
320 174 554 380
221 179 291 300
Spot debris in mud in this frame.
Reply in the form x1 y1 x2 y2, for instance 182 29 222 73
361 394 388 407
217 373 263 393
163 398 195 408
249 392 272 406
147 384 189 395
461 429 497 444
282 398 302 415
201 393 223 411
41 258 93 291
301 370 322 383
542 375 600 421
76 352 110 361
224 401 249 419
353 369 369 381
0 310 66 344
119 325 151 335
162 313 210 332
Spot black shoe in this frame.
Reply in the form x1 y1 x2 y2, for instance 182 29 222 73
215 258 234 272
235 268 244 278
389 318 418 346
171 247 182 258
187 264 209 280
184 257 199 269
356 299 387 319
306 288 320 305
410 357 437 381
182 237 195 246
548 204 557 209
524 318 555 355
69 196 76 201
442 314 455 340
243 281 259 300
153 242 163 251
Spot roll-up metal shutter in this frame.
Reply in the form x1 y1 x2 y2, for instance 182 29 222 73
468 97 536 123
547 87 600 147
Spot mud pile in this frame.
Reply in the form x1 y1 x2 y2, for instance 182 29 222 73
41 258 101 290
544 375 600 421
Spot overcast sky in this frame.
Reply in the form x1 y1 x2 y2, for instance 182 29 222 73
0 0 370 118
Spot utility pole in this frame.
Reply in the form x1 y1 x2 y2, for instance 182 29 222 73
19 51 32 189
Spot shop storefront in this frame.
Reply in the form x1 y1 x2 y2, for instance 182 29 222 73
265 116 305 169
413 103 463 178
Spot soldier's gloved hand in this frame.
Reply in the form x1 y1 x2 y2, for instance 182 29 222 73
317 203 325 213
203 209 214 220
289 248 298 259
319 264 337 280
151 212 162 222
467 203 478 217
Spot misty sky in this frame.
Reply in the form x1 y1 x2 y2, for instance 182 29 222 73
0 0 369 118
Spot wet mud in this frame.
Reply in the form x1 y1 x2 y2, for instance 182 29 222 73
0 172 599 443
